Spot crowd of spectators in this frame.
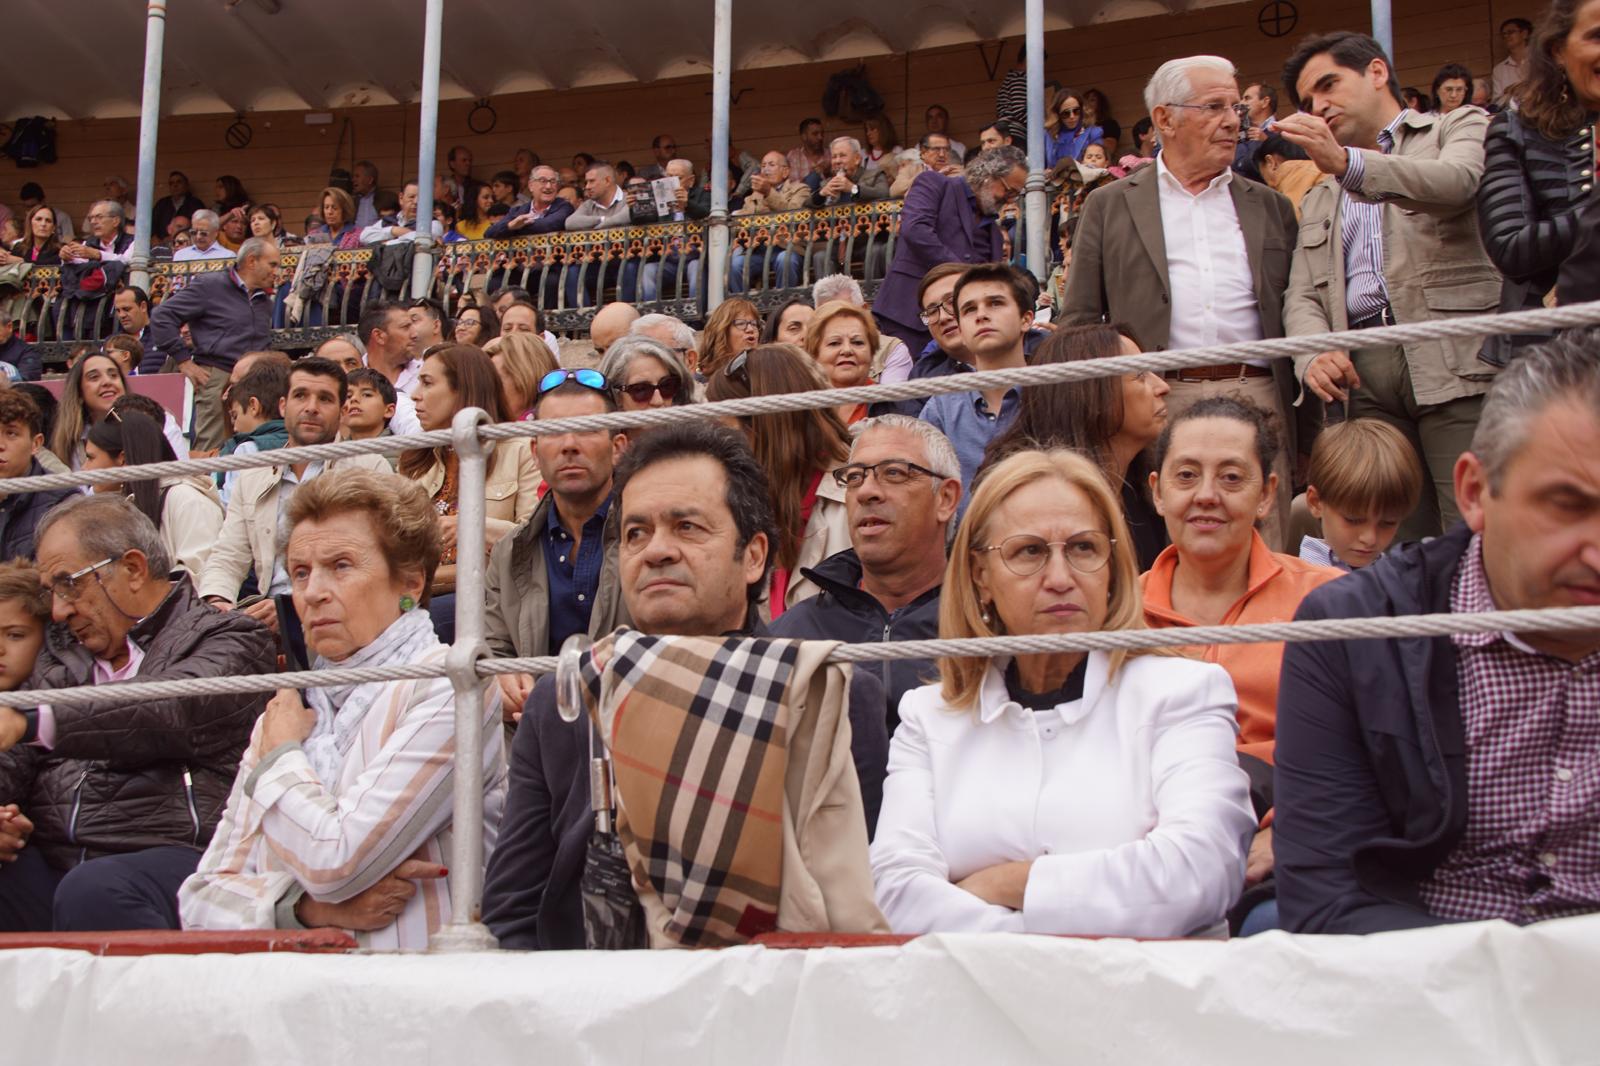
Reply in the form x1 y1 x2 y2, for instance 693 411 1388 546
0 7 1595 955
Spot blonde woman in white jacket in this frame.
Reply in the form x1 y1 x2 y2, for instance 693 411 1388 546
869 449 1256 938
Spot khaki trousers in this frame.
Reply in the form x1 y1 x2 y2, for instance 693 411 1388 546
191 364 230 452
1163 372 1293 553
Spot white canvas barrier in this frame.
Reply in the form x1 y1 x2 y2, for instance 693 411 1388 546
5 915 1596 1064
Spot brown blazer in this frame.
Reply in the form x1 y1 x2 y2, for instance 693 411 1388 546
1062 164 1301 452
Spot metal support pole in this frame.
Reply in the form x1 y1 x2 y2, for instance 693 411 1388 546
410 0 444 298
1023 1 1048 283
1371 0 1394 64
705 0 733 310
129 0 169 293
430 406 497 952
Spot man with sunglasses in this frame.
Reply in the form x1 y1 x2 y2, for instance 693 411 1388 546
0 494 275 932
871 145 1025 359
769 416 961 734
1063 54 1299 550
485 369 629 723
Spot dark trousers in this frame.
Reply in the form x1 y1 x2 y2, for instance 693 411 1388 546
874 312 931 363
0 844 198 932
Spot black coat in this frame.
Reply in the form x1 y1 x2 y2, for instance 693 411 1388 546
0 577 276 871
0 459 76 560
0 335 42 381
482 626 889 951
1274 525 1477 935
767 549 940 735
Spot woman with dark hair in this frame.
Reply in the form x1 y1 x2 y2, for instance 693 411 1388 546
213 175 250 214
452 300 499 346
81 409 223 579
706 344 852 615
1430 63 1474 114
454 182 495 241
0 204 63 266
698 297 761 378
1477 0 1600 364
981 324 1172 569
248 202 297 246
862 115 902 180
761 296 815 345
1081 88 1121 155
1046 87 1103 166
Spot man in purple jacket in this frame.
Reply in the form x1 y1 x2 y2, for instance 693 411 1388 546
872 147 1026 355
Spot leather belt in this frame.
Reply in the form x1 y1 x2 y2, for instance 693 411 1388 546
1164 363 1272 382
1350 303 1397 330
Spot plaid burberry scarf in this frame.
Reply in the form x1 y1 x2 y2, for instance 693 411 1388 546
581 630 797 947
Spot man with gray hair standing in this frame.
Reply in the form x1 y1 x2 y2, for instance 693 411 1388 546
630 313 700 379
149 236 279 449
1063 55 1299 549
872 146 1024 357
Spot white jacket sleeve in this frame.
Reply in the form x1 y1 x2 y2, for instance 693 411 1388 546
1019 666 1255 938
869 703 1026 934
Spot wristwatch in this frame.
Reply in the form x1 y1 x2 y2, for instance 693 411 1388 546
19 710 38 745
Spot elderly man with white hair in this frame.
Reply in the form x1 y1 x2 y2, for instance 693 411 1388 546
60 201 134 264
173 209 235 262
807 137 891 207
1062 54 1299 550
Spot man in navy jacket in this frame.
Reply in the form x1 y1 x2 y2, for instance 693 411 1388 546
1275 333 1600 934
484 165 575 239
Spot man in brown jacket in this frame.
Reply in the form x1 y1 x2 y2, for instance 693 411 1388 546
1279 31 1498 540
735 151 813 215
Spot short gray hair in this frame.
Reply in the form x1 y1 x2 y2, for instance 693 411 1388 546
812 274 864 307
830 136 864 158
36 495 172 577
236 237 277 266
667 158 697 183
630 312 695 351
316 332 366 359
94 199 125 224
599 335 695 402
1472 329 1600 490
964 146 1027 187
850 413 962 485
1144 55 1238 114
190 209 220 229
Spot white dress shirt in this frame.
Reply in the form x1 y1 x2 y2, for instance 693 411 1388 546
870 652 1255 938
1156 154 1267 364
173 243 235 262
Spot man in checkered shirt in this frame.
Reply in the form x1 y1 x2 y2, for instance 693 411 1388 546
1274 332 1600 934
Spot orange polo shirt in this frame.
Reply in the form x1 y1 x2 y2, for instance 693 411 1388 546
1140 531 1342 764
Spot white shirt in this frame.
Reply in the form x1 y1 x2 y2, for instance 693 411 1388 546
870 653 1255 938
369 356 422 437
173 243 235 262
1492 55 1528 105
359 217 446 246
1156 155 1267 364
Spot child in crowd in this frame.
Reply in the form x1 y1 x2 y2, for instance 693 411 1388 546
0 561 48 693
343 368 398 462
1080 142 1110 169
1299 418 1424 571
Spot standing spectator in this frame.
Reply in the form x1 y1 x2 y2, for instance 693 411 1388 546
977 120 1019 151
511 148 539 202
923 104 967 159
1477 0 1600 366
0 204 62 266
698 298 761 379
995 43 1030 128
1431 63 1475 114
874 147 1022 356
0 494 275 933
172 210 234 262
0 316 42 382
358 301 423 437
309 187 364 249
114 286 152 351
0 389 75 559
1234 83 1281 177
706 345 853 614
808 137 891 207
1275 334 1600 935
213 175 249 214
1280 31 1499 542
1493 18 1535 105
638 133 677 180
1045 88 1104 167
150 171 205 243
350 160 384 227
148 237 277 451
486 165 574 238
444 146 474 206
17 183 74 242
788 117 829 183
1064 55 1298 550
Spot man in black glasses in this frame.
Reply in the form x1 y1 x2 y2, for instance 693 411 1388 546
0 495 275 932
485 369 629 725
770 415 961 734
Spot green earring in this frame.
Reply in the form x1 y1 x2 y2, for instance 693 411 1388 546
400 595 417 612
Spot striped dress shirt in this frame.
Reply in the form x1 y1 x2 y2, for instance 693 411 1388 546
1338 110 1408 324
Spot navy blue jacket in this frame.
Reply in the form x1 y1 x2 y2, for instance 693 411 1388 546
0 458 80 560
1275 525 1475 935
147 268 272 371
482 626 889 951
0 336 42 381
768 549 941 735
483 198 575 240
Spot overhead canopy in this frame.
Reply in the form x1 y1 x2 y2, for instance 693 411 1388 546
12 0 1238 120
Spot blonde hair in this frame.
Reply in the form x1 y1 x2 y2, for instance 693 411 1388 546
492 331 559 417
803 300 881 367
281 467 442 601
1307 418 1424 517
938 448 1146 709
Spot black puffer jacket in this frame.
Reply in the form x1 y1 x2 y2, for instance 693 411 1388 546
0 576 275 871
1475 109 1598 366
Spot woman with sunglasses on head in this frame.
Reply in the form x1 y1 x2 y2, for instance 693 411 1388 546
52 351 188 469
698 297 761 379
402 345 540 636
598 335 696 430
1045 87 1104 167
869 447 1255 937
706 344 852 616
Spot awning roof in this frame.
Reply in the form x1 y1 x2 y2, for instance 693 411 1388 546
9 0 1230 120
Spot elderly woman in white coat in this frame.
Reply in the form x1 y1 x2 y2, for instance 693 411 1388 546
869 449 1255 937
180 468 506 950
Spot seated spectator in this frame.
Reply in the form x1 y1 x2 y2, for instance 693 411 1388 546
342 367 397 444
511 148 539 201
218 207 249 252
629 313 701 379
455 182 496 241
563 164 629 231
247 203 293 246
922 104 967 158
213 175 250 215
0 204 62 267
1080 143 1111 169
83 409 223 579
151 170 206 245
98 333 139 379
862 115 902 180
61 201 132 265
16 183 74 242
555 184 581 210
13 386 63 475
482 421 887 950
589 302 640 361
600 335 695 418
1045 88 1104 166
805 300 879 425
173 210 233 262
486 331 558 420
497 300 561 365
401 345 539 634
361 182 445 246
1299 419 1425 571
761 297 814 346
770 414 960 731
444 146 474 206
814 274 912 385
0 562 45 694
1252 134 1319 217
735 151 812 215
698 298 761 379
485 370 628 720
180 468 507 949
486 166 573 238
1130 115 1158 157
0 390 76 559
490 170 520 208
639 133 677 180
306 186 363 250
350 160 384 228
199 358 394 631
217 360 289 507
313 334 364 375
808 137 892 207
889 133 965 197
1276 332 1600 935
0 316 41 382
869 448 1255 936
0 494 275 932
788 117 830 182
452 301 498 347
1432 62 1474 114
982 324 1172 568
707 345 852 614
51 352 127 468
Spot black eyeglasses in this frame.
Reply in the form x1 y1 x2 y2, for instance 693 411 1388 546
617 374 682 404
538 368 608 396
918 298 956 323
832 459 950 489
